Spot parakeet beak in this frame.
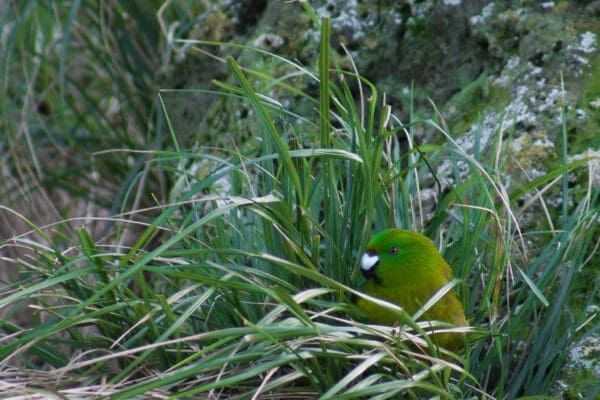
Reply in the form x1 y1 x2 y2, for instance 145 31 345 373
360 251 380 280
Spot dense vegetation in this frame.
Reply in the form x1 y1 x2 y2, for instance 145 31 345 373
1 2 599 398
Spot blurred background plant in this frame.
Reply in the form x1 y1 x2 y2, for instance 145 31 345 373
1 1 168 269
1 1 599 398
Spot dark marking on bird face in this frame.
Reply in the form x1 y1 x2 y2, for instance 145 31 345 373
360 250 380 283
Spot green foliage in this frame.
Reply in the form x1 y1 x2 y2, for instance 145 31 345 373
1 1 599 399
0 0 166 217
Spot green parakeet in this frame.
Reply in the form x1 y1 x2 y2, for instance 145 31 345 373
357 228 467 351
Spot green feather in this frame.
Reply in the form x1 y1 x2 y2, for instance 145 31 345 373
357 229 467 351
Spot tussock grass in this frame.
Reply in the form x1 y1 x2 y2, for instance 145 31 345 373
1 2 599 399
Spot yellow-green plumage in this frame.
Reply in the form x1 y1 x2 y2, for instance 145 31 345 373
357 229 467 351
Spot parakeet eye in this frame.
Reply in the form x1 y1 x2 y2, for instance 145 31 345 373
389 247 398 255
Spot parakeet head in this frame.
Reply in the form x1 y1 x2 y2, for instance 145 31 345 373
357 228 467 350
360 228 442 286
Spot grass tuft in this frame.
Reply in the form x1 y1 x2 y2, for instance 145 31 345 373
1 3 599 399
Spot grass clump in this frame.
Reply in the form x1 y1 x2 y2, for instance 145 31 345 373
2 3 600 399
